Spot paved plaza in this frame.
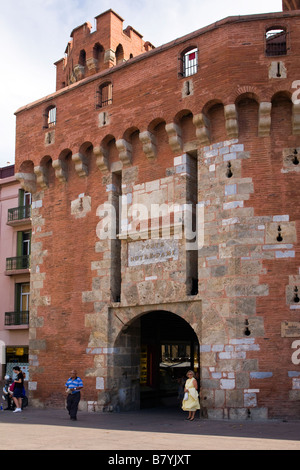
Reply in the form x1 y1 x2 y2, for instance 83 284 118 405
0 406 300 451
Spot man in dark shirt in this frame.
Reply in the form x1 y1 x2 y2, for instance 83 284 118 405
65 370 83 421
12 366 24 413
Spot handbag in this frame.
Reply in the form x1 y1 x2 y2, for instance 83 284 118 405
183 392 189 401
9 383 15 392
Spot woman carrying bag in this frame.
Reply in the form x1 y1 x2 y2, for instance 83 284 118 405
182 370 200 421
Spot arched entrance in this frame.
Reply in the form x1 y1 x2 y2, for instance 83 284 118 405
140 311 199 408
111 309 200 410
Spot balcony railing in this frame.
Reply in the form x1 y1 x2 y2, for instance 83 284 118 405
6 255 30 271
5 311 29 326
7 205 31 223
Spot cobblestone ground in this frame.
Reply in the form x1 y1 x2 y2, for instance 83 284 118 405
0 407 300 450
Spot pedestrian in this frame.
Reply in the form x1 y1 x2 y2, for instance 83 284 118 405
182 370 200 421
2 375 13 410
12 366 24 413
65 369 83 421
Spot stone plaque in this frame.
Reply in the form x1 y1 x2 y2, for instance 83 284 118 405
281 321 300 338
128 239 178 266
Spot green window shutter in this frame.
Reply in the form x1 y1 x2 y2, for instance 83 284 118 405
18 189 24 206
17 232 23 257
15 284 21 312
29 230 32 255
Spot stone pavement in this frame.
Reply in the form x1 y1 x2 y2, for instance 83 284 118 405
0 406 300 451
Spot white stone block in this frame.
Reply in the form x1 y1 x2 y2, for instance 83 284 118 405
96 377 105 390
220 379 235 389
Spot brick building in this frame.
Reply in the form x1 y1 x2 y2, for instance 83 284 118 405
14 4 300 418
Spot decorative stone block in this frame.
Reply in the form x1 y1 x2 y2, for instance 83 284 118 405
139 131 157 160
72 152 88 177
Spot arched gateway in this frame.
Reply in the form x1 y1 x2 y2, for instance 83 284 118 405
108 302 201 411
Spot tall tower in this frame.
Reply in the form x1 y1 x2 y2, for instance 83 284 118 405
282 0 300 10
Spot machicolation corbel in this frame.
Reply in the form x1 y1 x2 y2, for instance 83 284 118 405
193 113 211 145
15 172 37 193
165 122 183 154
72 152 88 177
94 146 109 172
34 166 48 189
116 139 132 165
258 102 272 137
52 159 68 183
224 104 239 140
139 131 157 160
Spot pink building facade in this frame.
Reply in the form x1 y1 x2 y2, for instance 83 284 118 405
0 165 30 380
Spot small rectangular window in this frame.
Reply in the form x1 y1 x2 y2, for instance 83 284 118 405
266 28 287 56
97 83 113 108
48 107 57 127
183 48 198 77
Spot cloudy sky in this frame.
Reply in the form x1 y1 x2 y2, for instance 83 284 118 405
0 0 282 168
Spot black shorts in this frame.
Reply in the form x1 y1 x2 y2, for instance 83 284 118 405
13 388 24 398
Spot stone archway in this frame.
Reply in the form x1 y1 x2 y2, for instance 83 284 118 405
108 300 201 411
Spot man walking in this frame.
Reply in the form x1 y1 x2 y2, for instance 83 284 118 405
65 370 83 421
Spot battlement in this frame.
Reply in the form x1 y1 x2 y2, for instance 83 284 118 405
55 9 154 91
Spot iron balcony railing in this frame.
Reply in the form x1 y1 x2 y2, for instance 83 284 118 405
7 205 31 223
6 255 30 271
5 311 29 326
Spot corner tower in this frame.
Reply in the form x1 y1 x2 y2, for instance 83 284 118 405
54 9 154 90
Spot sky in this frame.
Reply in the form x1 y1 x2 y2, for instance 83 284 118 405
0 0 282 168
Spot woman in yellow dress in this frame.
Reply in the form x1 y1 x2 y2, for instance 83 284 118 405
182 370 200 421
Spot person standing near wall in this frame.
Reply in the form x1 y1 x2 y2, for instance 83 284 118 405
65 370 83 421
182 370 200 421
12 366 24 413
